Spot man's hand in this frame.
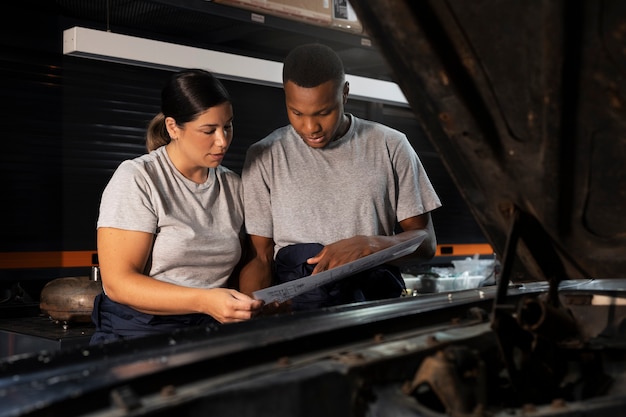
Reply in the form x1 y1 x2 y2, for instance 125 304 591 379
304 216 436 275
306 235 392 274
260 300 293 315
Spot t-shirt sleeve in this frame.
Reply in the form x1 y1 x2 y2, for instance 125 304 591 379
242 144 274 238
97 160 158 233
392 135 442 221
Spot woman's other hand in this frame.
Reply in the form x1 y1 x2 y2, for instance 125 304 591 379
205 288 264 323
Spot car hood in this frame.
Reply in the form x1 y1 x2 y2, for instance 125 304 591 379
349 0 626 283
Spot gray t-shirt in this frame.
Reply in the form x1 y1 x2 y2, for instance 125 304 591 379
242 114 441 256
97 146 244 288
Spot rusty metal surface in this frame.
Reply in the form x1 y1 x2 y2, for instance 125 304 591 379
349 0 626 282
403 345 487 416
1 280 626 416
0 284 504 416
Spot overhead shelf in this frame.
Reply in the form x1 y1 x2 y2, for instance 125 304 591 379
54 0 393 81
155 0 373 48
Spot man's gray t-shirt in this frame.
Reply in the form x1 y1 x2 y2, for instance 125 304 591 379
97 145 244 288
242 114 441 256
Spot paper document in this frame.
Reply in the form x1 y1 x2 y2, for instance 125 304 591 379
253 231 426 304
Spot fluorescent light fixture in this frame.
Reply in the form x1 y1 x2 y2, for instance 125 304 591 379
63 26 408 106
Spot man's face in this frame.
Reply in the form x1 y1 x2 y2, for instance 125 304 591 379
284 79 348 149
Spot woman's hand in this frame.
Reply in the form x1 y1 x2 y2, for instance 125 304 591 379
204 288 264 323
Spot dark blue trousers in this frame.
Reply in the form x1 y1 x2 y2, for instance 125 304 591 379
90 293 219 345
274 243 405 311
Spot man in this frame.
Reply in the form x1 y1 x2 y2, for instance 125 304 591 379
240 43 441 311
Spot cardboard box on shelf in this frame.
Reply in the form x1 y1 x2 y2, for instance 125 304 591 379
214 0 332 27
331 0 363 34
266 0 332 26
212 0 268 15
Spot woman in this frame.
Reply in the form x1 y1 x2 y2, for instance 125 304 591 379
90 69 263 344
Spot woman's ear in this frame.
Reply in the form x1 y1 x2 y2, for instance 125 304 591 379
164 116 178 140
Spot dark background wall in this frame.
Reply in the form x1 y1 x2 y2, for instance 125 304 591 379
0 1 487 305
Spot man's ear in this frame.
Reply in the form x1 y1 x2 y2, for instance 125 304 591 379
343 81 350 102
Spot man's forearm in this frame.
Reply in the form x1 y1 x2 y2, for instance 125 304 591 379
238 258 274 297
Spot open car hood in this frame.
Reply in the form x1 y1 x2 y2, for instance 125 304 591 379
349 0 626 284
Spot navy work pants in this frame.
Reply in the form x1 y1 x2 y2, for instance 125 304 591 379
90 293 218 345
274 243 405 311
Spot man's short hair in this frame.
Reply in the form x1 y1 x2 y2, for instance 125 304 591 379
282 43 345 88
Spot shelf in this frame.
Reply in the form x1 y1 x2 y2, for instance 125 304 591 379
54 0 393 81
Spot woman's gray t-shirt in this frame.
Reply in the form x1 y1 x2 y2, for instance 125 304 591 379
97 145 244 288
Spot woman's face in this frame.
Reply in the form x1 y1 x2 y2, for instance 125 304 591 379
166 102 234 178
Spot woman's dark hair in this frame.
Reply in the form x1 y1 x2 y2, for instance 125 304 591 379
146 69 231 151
282 43 345 88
